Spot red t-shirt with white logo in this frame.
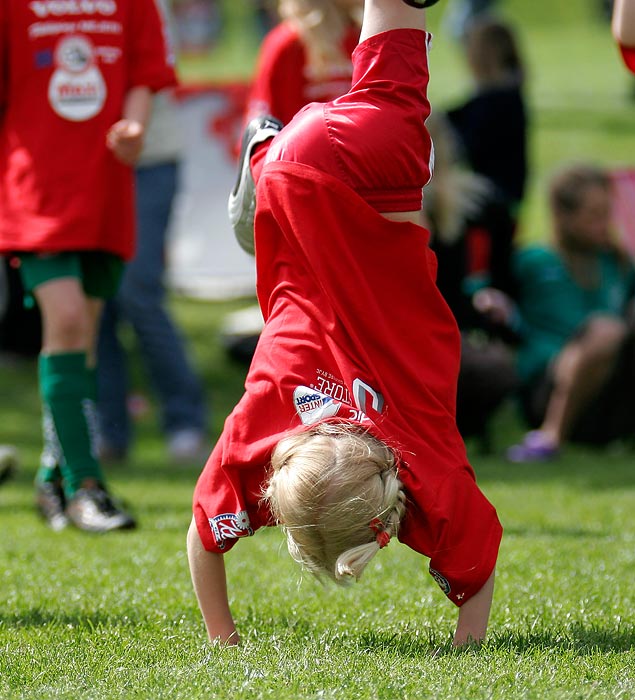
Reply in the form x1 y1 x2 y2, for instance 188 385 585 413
193 29 502 607
0 0 176 259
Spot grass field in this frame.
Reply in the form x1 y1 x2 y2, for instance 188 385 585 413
2 1 635 698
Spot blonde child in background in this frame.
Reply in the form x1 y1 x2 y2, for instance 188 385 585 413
245 0 363 127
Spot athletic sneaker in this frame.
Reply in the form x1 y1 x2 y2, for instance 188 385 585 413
227 115 283 255
506 431 559 464
35 481 69 532
66 486 136 533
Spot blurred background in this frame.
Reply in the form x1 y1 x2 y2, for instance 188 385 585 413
163 0 635 299
2 0 634 458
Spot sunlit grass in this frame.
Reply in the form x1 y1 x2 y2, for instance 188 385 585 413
2 1 635 697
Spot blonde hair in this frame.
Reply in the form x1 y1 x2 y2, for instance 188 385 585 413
278 0 362 79
264 420 406 583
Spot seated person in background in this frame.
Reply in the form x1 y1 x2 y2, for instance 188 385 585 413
424 113 518 448
475 164 635 462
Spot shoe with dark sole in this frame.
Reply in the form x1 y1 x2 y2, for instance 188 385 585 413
35 481 69 532
67 486 136 533
402 0 442 7
228 115 284 255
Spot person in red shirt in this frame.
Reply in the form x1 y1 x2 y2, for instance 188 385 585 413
0 0 176 532
189 0 501 647
612 0 635 75
244 0 363 127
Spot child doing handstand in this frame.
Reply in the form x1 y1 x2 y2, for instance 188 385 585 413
188 0 502 647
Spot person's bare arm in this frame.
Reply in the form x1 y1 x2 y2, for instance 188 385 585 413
106 85 152 166
187 517 240 645
453 569 495 646
612 0 635 46
360 0 427 43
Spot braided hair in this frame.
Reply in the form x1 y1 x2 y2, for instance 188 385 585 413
265 420 406 583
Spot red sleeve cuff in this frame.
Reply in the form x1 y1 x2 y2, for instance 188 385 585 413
427 469 503 607
619 43 635 75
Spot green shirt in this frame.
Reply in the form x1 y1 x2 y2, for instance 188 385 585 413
513 246 635 383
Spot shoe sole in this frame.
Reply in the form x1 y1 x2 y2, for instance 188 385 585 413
42 512 70 532
228 117 283 255
67 513 137 533
36 503 70 531
402 0 441 7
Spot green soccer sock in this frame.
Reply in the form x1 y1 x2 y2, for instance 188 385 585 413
35 404 63 485
38 352 104 497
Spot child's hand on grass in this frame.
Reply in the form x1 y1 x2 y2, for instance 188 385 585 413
107 119 144 166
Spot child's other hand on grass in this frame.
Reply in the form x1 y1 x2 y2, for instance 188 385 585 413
107 119 144 166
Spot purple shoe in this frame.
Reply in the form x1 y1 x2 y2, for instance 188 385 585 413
506 431 559 463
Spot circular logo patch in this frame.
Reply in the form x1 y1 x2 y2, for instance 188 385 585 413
55 35 94 73
49 35 106 122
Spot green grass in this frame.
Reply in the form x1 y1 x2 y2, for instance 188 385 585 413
3 1 635 697
2 298 635 699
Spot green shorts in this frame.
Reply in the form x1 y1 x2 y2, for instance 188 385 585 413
17 252 124 302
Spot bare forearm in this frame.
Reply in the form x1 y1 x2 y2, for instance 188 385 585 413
613 0 635 46
122 85 152 127
106 86 152 166
187 518 239 644
453 569 495 646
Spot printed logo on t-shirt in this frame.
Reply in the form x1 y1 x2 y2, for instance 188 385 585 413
429 567 451 595
29 1 117 19
48 34 106 121
351 377 385 416
209 511 253 550
297 371 384 426
293 386 342 425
